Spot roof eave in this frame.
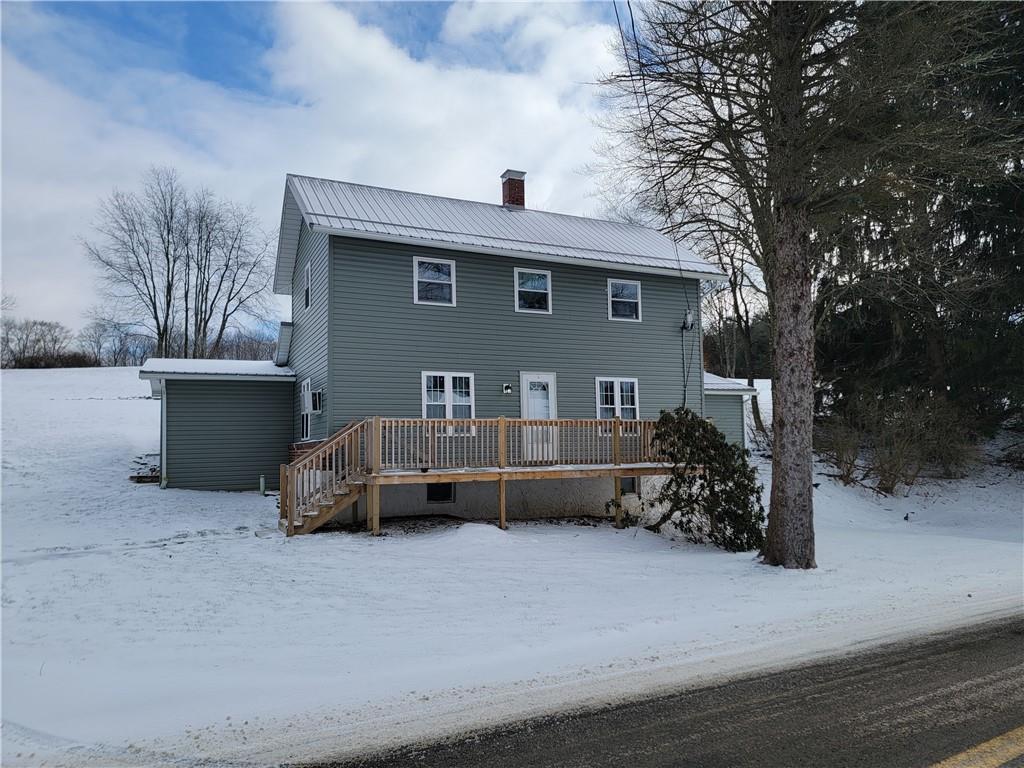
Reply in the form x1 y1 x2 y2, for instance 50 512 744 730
138 372 297 383
310 225 728 282
273 178 303 295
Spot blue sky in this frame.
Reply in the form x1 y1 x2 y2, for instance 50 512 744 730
1 2 622 326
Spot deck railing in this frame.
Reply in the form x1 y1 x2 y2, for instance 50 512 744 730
282 416 665 531
376 417 662 472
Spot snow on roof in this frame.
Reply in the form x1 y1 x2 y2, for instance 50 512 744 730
274 173 726 294
139 358 296 380
703 372 757 394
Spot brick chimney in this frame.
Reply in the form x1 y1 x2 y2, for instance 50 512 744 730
501 169 526 208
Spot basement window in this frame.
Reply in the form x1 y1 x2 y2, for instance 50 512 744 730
620 476 638 496
426 482 456 504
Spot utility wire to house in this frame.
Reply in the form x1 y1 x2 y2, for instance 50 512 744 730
614 0 696 410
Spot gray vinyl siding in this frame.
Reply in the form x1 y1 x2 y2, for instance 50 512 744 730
290 223 331 441
164 379 293 490
704 394 747 447
327 236 703 426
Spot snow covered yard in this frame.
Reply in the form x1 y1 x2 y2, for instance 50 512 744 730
2 368 1021 767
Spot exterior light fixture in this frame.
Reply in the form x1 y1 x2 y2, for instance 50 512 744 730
502 383 513 395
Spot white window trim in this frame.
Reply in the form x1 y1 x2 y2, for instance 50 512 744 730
607 278 642 322
300 378 312 440
413 257 457 307
514 267 553 315
421 371 475 419
311 389 323 414
303 263 312 310
594 377 640 419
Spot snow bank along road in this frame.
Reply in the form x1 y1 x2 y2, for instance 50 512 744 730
1 368 1022 767
318 616 1024 768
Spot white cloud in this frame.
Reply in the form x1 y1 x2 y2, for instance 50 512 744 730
1 2 618 328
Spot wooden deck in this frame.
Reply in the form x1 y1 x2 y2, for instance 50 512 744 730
279 416 670 536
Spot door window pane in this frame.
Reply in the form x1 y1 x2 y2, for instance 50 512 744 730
528 380 551 418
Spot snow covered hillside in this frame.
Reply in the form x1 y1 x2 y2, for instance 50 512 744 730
2 367 1021 767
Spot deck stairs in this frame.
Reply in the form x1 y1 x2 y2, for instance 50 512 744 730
278 481 364 535
279 418 370 537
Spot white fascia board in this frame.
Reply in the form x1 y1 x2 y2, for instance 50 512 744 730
138 372 296 383
704 387 757 395
310 225 728 282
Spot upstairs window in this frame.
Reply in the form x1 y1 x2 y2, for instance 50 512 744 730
311 389 323 414
608 279 641 321
596 377 639 420
515 268 552 314
303 263 312 310
414 258 456 306
422 372 475 419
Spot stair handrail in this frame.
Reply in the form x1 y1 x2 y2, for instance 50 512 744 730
281 418 370 534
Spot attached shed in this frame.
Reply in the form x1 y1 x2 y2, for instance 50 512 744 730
703 372 757 448
140 359 296 491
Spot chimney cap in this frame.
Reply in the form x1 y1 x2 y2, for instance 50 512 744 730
501 169 527 181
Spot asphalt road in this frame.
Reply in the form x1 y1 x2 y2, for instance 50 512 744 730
314 616 1024 768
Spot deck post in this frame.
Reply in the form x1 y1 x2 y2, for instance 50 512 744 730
287 465 297 537
613 475 623 529
279 464 288 521
612 417 622 466
498 476 507 530
370 416 382 474
368 483 381 536
497 416 507 468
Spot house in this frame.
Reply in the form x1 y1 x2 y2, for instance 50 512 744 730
140 170 755 535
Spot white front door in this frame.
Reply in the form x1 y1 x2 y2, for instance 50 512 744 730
520 372 557 462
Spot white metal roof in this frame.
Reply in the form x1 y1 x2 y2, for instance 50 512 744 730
274 174 725 294
703 372 757 394
139 358 296 379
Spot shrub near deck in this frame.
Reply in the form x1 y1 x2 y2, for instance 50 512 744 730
164 379 293 490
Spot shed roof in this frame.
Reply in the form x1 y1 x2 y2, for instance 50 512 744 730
140 358 296 380
274 174 725 294
703 372 757 394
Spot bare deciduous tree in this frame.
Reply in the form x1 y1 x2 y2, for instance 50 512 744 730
77 320 110 365
85 167 274 361
1 318 75 367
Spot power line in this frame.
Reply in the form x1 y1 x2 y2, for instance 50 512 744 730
614 0 696 410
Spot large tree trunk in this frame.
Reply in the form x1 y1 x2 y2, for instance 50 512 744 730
762 1 816 569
